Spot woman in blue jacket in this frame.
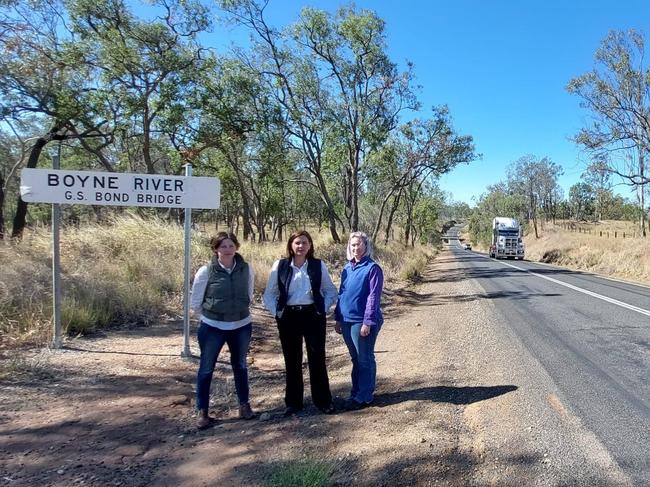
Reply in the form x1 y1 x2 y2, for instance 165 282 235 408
335 232 384 410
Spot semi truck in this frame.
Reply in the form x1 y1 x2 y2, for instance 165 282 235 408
489 217 525 260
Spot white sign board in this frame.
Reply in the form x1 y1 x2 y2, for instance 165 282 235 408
20 168 220 209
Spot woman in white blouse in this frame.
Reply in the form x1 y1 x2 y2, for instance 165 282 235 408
190 232 255 429
263 230 338 416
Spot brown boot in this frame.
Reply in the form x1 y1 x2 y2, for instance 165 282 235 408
196 409 215 430
238 402 255 420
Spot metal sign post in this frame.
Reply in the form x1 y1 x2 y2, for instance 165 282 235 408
51 143 63 349
181 163 193 358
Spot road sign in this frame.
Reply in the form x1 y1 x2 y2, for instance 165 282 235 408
20 168 220 209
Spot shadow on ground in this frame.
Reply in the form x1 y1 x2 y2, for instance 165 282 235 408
373 384 518 407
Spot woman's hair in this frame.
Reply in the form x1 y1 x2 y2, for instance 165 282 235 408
286 230 315 259
210 231 240 252
346 231 373 260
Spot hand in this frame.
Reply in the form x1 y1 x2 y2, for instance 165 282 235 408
334 322 342 334
360 324 371 337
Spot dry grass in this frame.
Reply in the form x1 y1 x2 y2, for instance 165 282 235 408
524 223 650 284
0 218 436 348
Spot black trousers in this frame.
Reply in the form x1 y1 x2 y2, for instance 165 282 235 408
277 306 332 410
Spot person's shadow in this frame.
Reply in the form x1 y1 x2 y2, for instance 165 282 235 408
371 385 518 407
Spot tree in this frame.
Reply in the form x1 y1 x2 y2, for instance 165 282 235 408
582 159 612 221
568 29 650 235
507 155 561 238
366 108 477 243
70 0 211 175
0 0 119 237
569 182 595 221
219 0 344 242
292 6 419 232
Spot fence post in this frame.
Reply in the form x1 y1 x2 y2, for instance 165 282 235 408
615 231 617 238
600 231 602 237
623 232 625 238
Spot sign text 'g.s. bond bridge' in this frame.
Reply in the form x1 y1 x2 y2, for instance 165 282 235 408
20 168 220 209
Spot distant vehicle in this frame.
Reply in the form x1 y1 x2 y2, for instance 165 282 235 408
489 217 525 260
462 242 472 250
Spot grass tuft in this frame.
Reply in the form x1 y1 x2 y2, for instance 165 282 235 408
265 459 336 487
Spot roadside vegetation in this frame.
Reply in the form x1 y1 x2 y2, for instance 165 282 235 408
523 221 650 284
0 216 435 349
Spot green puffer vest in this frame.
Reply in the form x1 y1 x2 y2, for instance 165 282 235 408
201 253 251 322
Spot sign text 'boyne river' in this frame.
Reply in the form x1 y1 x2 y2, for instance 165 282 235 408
20 169 220 209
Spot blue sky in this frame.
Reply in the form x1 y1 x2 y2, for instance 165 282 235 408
208 0 649 205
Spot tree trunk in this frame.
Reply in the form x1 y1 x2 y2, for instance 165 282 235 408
228 160 254 241
371 187 396 242
639 151 646 237
78 137 116 172
351 152 360 232
384 190 402 245
314 172 341 243
142 108 155 174
0 171 5 240
11 136 49 239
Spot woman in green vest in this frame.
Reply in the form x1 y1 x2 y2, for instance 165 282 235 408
190 232 255 429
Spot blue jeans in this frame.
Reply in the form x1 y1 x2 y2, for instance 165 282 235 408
196 322 252 411
341 321 381 404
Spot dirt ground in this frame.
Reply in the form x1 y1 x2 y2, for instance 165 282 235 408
0 249 625 486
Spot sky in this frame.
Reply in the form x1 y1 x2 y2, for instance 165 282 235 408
204 0 650 205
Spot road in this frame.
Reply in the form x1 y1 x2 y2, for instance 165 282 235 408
447 230 650 485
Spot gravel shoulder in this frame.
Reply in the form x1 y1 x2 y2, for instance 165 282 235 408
0 248 631 486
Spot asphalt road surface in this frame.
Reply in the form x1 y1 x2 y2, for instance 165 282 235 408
447 232 650 485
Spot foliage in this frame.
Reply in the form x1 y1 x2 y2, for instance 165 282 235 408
468 183 526 246
568 182 595 221
568 29 650 235
0 0 470 246
506 154 563 237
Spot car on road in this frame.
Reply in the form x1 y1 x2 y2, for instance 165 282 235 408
462 242 471 250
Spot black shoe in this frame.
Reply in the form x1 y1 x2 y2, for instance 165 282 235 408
319 404 336 414
344 399 369 411
283 406 302 417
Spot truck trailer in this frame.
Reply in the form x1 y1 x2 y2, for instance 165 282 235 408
489 217 525 260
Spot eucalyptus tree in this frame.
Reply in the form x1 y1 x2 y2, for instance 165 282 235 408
568 182 595 221
536 159 563 224
507 155 561 238
69 0 211 175
219 0 344 242
0 0 118 237
0 130 17 239
582 160 612 222
292 6 419 232
402 180 444 246
568 29 650 235
367 107 477 243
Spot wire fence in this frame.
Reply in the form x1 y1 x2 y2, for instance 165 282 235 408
555 221 647 239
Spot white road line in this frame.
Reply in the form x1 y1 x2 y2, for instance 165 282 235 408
496 260 650 318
